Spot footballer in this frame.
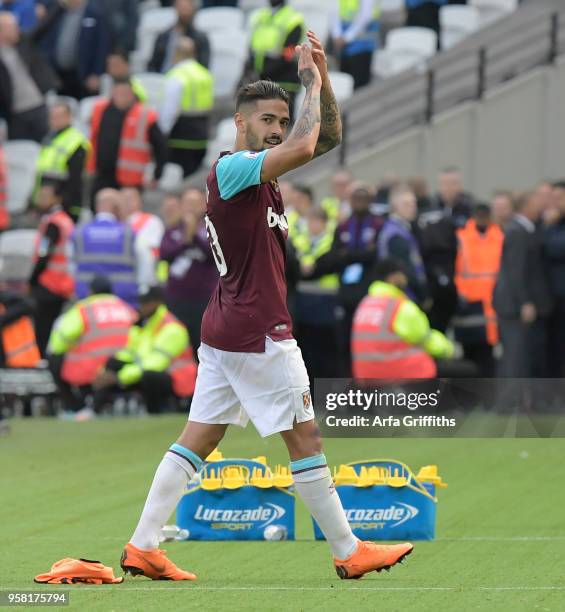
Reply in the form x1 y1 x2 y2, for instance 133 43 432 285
120 31 413 581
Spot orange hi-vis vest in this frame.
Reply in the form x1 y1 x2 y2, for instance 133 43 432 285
157 311 197 397
352 295 436 380
87 100 157 186
0 145 9 230
61 295 137 386
455 220 503 345
0 305 41 368
33 209 75 299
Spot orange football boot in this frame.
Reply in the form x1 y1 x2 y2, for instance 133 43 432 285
120 543 197 581
333 541 414 579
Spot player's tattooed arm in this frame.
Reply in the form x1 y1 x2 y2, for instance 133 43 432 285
305 30 342 159
291 68 321 139
260 46 322 182
312 81 342 159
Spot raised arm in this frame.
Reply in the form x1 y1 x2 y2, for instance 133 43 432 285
307 30 342 159
260 45 322 183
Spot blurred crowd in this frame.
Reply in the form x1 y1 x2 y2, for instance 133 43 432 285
0 0 560 419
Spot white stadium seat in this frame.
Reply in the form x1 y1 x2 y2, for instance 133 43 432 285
216 117 237 143
440 5 480 49
78 95 105 134
300 10 331 45
3 141 40 215
290 0 337 12
205 118 236 168
240 0 264 16
470 0 518 27
131 7 177 72
381 0 404 12
209 31 248 99
195 7 245 33
386 27 437 57
294 70 354 120
144 162 184 192
0 229 38 282
133 72 168 110
373 27 437 78
327 71 355 103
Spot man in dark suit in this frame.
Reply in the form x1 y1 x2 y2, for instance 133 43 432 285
149 0 210 72
37 0 110 99
493 191 553 379
0 9 59 141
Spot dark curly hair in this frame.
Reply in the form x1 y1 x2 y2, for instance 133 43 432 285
235 80 289 111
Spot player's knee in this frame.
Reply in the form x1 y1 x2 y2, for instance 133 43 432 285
283 421 324 459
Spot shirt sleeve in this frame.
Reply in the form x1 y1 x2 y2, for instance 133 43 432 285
216 150 268 200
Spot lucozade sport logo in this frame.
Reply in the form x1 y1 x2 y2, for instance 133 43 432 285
194 502 286 529
344 503 419 528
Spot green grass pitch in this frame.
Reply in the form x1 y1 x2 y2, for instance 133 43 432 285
1 416 564 611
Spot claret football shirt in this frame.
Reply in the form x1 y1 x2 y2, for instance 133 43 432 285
201 150 293 352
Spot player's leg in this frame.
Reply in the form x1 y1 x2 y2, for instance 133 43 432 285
121 420 227 581
121 343 241 580
129 420 228 551
281 420 414 579
280 420 358 559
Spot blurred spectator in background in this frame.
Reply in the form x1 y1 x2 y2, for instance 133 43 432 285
316 184 383 376
39 0 110 99
321 169 353 224
160 191 181 229
287 183 313 242
0 0 37 31
47 275 136 418
405 0 447 45
104 49 147 101
74 188 141 307
30 180 74 355
292 207 338 379
352 258 454 381
0 142 8 231
0 10 57 141
121 186 165 289
407 176 433 214
149 0 210 72
491 190 514 228
92 286 197 414
248 0 305 116
372 171 399 215
543 181 565 378
377 184 428 305
536 180 554 216
433 166 473 228
0 281 40 368
494 191 553 378
418 199 459 332
453 203 503 377
156 191 182 282
331 0 380 89
159 37 214 178
87 79 167 204
159 186 217 355
99 0 138 54
36 100 90 222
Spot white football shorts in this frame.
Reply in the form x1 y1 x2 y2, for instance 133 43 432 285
188 337 314 437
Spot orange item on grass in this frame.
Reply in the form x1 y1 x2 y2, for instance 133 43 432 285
34 558 124 584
